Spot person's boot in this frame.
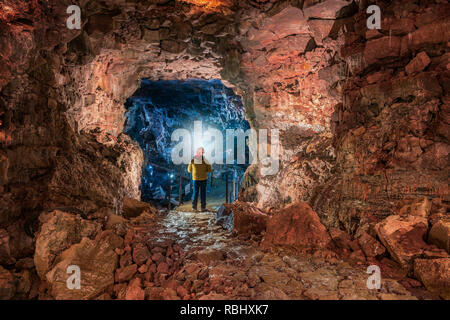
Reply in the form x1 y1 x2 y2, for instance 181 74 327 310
192 206 198 212
200 207 207 212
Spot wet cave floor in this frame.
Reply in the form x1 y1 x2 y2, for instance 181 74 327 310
129 208 427 300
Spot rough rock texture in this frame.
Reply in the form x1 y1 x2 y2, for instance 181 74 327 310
45 236 119 300
223 201 269 235
357 232 385 258
123 197 157 219
0 0 449 300
374 215 429 270
262 202 331 250
429 219 450 253
0 265 16 299
34 210 101 278
414 258 450 300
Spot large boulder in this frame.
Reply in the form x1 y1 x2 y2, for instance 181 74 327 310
357 232 386 257
34 210 101 278
122 197 157 219
429 219 450 253
262 202 331 249
232 202 269 235
375 215 428 270
304 0 355 19
45 237 119 300
414 258 450 300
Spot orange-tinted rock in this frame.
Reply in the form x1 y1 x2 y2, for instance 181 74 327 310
303 0 354 19
262 202 331 249
228 201 269 235
125 278 145 300
132 243 151 265
34 210 101 278
157 262 169 274
329 227 352 250
122 197 157 219
364 36 402 66
414 258 450 300
45 237 118 300
375 215 428 270
429 220 450 253
405 52 431 75
115 264 138 283
358 232 386 257
397 197 432 218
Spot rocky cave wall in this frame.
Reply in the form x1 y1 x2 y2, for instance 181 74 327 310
1 0 449 238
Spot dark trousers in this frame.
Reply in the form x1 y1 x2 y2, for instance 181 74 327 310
192 179 207 209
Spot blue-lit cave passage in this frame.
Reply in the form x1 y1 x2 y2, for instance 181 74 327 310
124 79 250 209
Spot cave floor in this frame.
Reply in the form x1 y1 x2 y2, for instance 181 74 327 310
135 209 422 300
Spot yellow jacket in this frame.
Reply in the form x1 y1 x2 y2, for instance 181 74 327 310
188 157 212 181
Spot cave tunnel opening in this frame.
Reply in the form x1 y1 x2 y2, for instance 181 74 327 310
124 79 250 210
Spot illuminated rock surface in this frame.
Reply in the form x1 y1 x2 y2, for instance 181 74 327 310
0 0 448 300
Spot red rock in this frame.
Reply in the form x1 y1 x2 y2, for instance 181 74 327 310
329 227 352 250
6 220 34 258
397 197 432 217
152 252 163 262
364 36 402 66
122 197 156 219
262 202 331 249
229 201 269 235
303 0 353 19
95 230 124 250
405 52 431 75
349 250 366 264
138 264 148 274
0 266 16 300
414 258 450 300
119 252 132 268
429 219 450 253
358 232 386 257
15 257 34 269
125 278 145 300
308 19 335 44
0 229 14 265
45 237 119 300
195 249 224 265
400 20 450 55
162 287 179 300
176 285 188 298
115 264 137 283
375 215 428 270
157 262 169 274
147 263 157 274
132 243 151 265
124 229 135 245
34 210 101 278
146 287 164 300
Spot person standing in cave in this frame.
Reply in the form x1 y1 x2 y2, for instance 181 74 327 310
188 147 212 212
